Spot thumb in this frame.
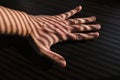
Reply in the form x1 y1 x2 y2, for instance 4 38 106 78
40 47 67 67
56 5 82 20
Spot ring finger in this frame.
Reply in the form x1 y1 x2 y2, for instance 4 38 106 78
69 24 101 33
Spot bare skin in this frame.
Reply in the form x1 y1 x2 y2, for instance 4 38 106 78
0 5 101 67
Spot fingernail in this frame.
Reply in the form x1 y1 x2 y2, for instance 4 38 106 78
75 5 82 11
91 16 96 21
61 60 66 67
95 32 99 38
96 24 101 29
55 56 67 68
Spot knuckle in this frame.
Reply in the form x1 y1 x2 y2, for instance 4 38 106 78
76 34 83 40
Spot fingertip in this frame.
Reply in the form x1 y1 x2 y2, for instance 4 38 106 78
57 58 67 68
91 16 96 21
60 60 67 68
75 5 82 11
53 54 67 68
95 32 99 38
96 24 101 30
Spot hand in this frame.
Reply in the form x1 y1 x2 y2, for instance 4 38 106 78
28 5 101 67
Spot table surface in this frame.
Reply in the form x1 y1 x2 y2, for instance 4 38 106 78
0 0 120 80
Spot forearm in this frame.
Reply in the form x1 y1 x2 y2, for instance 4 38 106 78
0 6 31 36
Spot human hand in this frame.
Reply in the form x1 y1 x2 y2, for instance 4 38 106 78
28 5 101 67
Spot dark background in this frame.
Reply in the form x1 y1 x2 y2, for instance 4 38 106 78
0 0 120 80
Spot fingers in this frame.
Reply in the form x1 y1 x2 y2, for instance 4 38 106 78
69 24 101 33
65 16 96 25
56 5 82 20
67 32 99 41
40 47 66 67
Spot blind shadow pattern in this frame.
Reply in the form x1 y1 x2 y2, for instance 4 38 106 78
0 0 120 80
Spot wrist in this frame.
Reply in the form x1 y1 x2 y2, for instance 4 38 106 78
22 13 33 37
0 6 32 37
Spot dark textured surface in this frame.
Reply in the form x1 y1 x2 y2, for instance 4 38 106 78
0 0 120 80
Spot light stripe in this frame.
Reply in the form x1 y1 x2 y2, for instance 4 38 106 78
42 16 68 31
0 6 31 36
18 11 28 36
1 7 12 34
0 7 6 34
6 8 18 34
39 17 67 33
